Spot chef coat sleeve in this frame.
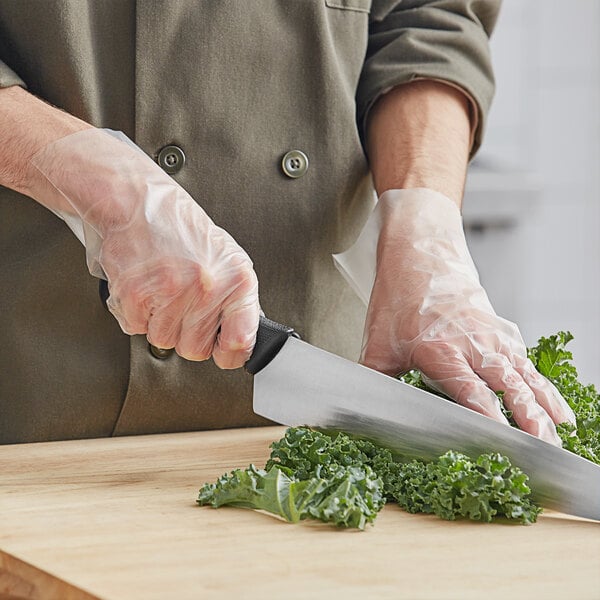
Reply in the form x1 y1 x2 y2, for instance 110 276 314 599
357 0 501 158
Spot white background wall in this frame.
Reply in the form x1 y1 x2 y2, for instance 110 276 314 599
464 0 600 384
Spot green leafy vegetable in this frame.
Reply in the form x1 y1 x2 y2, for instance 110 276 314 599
268 428 539 524
390 451 540 524
198 461 384 530
198 427 540 528
527 331 600 464
266 425 369 477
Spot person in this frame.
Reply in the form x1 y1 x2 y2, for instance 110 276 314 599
0 0 574 445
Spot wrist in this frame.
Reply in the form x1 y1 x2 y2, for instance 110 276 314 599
0 86 91 197
29 128 200 237
378 188 463 238
376 188 476 286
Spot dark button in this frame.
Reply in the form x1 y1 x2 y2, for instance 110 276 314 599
281 150 309 178
158 145 185 174
149 343 174 359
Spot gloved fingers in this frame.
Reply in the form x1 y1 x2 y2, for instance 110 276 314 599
360 309 410 376
106 289 149 335
212 301 260 369
105 249 259 368
360 342 404 376
211 267 260 369
412 343 509 424
175 308 220 362
513 355 576 426
473 353 562 446
104 259 191 338
144 271 197 349
146 301 184 351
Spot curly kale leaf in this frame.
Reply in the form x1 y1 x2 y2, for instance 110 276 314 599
266 425 369 478
426 451 539 524
198 427 540 527
345 441 540 524
197 461 384 530
303 464 384 529
399 370 431 392
528 331 600 464
264 428 540 525
198 464 308 523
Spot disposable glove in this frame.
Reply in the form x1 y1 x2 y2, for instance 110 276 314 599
29 128 259 369
337 188 575 445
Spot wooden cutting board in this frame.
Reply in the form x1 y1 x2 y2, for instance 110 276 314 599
0 426 598 600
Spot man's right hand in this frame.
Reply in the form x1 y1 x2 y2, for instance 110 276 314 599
1 86 259 369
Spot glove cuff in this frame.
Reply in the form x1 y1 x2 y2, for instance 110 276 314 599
333 187 467 305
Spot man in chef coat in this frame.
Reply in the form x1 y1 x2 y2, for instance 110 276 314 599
0 0 574 444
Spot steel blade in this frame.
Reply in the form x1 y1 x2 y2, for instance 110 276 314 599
253 337 600 521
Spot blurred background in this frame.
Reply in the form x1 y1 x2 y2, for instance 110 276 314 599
463 0 599 384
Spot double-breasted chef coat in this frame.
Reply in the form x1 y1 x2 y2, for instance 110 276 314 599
0 0 499 443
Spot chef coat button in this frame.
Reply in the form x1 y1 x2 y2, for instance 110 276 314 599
281 150 309 179
157 145 185 174
149 343 174 360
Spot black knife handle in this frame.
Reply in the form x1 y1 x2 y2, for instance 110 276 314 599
245 315 299 375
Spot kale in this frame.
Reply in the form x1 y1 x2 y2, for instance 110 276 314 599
266 425 369 478
199 427 384 529
198 460 384 530
198 427 540 528
268 428 539 524
390 451 540 524
527 331 600 464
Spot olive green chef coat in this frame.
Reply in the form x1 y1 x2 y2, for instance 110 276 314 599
0 0 499 443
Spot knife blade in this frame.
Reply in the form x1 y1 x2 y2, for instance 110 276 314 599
246 317 600 521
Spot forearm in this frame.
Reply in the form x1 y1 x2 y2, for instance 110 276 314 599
366 80 472 208
0 86 140 228
0 85 91 198
0 91 258 368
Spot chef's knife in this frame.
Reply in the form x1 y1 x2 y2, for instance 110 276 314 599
246 316 600 521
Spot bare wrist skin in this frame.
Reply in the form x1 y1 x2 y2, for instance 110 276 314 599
0 87 192 240
0 86 91 198
0 87 140 229
366 80 472 209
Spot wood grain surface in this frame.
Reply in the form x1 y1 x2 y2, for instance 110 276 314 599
0 426 598 600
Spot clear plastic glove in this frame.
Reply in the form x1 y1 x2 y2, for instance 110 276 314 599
354 189 576 445
29 128 259 369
